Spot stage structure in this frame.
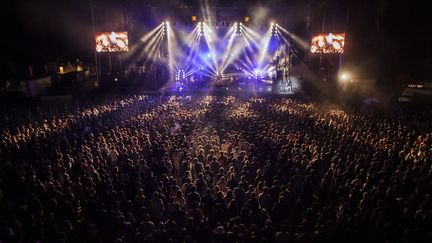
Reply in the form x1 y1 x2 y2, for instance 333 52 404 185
90 5 310 94
111 19 305 94
310 32 347 82
87 1 350 93
93 32 130 86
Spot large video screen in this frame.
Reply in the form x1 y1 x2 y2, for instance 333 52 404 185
311 33 345 54
95 32 129 52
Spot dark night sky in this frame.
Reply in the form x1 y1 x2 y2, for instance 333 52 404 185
1 0 93 62
1 0 431 81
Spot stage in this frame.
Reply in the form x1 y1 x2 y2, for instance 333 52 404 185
158 76 301 96
160 78 273 94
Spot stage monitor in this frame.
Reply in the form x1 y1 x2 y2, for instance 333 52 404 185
95 32 129 53
311 33 345 54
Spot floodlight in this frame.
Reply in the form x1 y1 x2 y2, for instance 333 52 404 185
340 73 350 81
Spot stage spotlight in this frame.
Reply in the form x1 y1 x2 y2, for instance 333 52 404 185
271 23 278 36
162 22 168 35
165 21 170 25
339 72 350 81
175 69 186 81
199 22 205 36
235 23 242 36
253 68 263 79
271 22 275 26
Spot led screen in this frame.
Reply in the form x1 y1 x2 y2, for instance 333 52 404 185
95 32 128 52
311 33 345 54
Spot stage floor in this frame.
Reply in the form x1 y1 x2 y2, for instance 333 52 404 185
160 79 274 95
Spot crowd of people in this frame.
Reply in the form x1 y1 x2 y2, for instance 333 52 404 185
0 95 431 243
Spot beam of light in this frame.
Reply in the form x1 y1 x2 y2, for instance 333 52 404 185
219 27 237 70
166 22 177 82
143 28 163 53
196 67 216 77
123 43 146 69
200 0 213 26
220 23 251 72
238 35 258 70
141 29 164 61
242 53 255 70
184 66 217 79
184 67 197 77
278 26 310 50
146 33 164 61
140 23 164 43
197 0 219 72
242 25 261 44
242 31 259 49
220 38 245 72
184 69 200 78
179 24 200 44
189 28 209 67
131 28 164 65
202 23 219 72
173 65 193 80
186 22 206 60
196 51 217 74
185 30 202 64
241 34 255 53
242 26 268 70
257 27 273 67
124 25 164 67
166 24 192 73
220 25 236 42
241 37 259 66
238 60 255 77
